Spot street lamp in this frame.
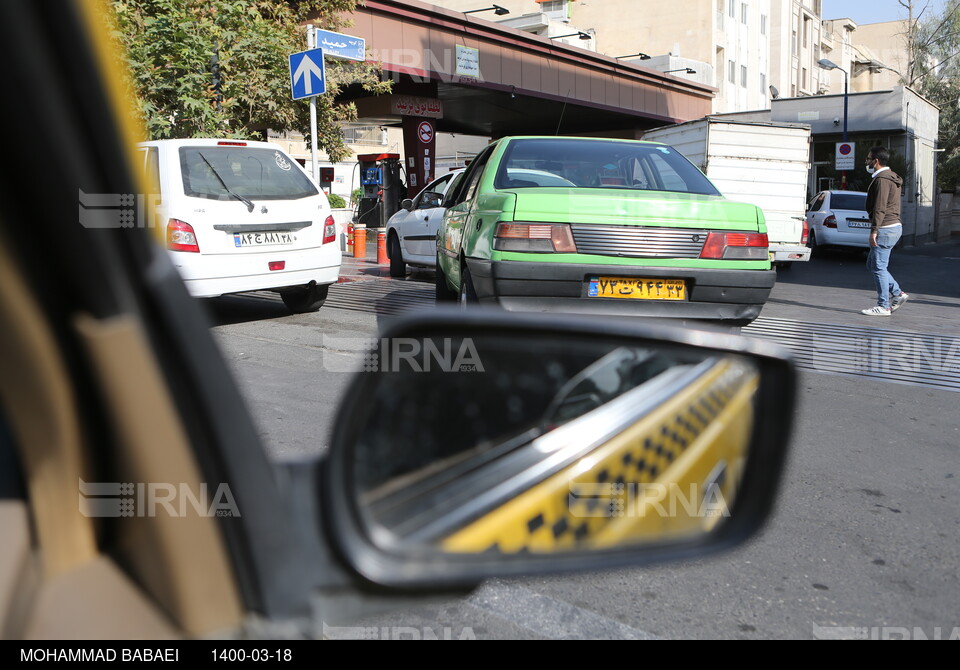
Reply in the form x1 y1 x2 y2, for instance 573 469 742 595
818 58 849 188
464 5 510 16
615 52 651 60
663 68 696 74
549 32 592 40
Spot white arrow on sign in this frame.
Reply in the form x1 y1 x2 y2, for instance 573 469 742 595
293 54 324 96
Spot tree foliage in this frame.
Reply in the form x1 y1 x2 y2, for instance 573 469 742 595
902 0 960 189
109 0 390 162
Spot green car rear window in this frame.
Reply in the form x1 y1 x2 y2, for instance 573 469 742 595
493 138 721 196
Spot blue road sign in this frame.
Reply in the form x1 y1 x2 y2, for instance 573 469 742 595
313 30 366 61
289 49 326 100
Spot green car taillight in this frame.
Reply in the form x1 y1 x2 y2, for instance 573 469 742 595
699 232 768 260
494 223 576 253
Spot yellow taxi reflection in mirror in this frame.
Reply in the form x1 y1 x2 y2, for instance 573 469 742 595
441 357 757 553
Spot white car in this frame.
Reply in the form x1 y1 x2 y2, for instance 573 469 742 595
385 169 465 277
137 138 341 312
806 190 872 252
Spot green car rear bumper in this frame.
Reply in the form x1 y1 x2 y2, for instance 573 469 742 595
465 259 776 326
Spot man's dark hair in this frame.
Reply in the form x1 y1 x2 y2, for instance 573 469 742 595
869 145 890 166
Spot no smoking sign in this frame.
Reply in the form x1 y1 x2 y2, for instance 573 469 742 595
418 121 434 144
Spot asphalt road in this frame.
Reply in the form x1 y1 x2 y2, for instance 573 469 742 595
207 241 960 639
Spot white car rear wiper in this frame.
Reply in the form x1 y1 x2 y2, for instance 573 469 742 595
198 151 255 212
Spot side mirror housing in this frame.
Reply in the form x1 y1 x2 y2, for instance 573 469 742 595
322 310 796 588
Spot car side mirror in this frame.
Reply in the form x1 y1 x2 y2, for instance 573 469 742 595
401 198 414 212
322 309 796 588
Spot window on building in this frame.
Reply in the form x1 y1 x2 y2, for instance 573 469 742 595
729 60 736 83
741 64 747 87
802 67 808 90
717 0 724 28
540 0 569 20
792 30 798 56
729 1 736 18
341 125 386 146
741 3 748 24
803 16 810 48
761 14 767 35
716 46 725 93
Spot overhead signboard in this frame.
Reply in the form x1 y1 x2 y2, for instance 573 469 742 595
389 95 444 118
456 45 480 78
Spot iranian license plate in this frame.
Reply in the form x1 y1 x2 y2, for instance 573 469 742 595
588 277 687 300
847 220 872 228
233 231 295 247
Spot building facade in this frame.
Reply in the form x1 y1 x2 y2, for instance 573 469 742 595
427 0 847 114
769 0 825 98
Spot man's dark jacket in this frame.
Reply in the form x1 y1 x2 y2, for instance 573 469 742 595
865 168 903 232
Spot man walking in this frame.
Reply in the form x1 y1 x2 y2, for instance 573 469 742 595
861 146 909 316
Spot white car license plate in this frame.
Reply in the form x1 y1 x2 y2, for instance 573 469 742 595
233 231 294 247
847 220 871 229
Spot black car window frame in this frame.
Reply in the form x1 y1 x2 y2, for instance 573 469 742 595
415 173 452 209
446 145 497 207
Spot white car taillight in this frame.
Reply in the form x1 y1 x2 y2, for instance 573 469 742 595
801 218 809 245
167 219 200 253
322 215 336 245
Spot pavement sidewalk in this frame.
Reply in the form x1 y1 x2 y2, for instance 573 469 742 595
338 231 391 283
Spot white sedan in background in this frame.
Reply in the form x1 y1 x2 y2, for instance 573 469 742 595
806 190 872 253
386 169 465 277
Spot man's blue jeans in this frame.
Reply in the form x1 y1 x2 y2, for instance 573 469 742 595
867 225 902 309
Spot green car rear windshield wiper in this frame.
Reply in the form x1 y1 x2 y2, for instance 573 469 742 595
198 151 255 212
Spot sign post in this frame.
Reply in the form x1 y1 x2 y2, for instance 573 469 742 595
289 31 327 183
290 28 366 185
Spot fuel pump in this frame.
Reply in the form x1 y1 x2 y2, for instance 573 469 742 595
355 153 403 229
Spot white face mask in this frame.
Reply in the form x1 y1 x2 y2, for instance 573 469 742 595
866 158 876 175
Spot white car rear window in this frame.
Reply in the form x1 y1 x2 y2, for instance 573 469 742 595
179 146 318 201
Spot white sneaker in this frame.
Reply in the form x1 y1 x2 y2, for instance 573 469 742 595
891 292 909 312
861 305 891 316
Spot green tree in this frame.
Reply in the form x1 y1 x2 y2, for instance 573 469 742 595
109 0 390 162
900 0 960 189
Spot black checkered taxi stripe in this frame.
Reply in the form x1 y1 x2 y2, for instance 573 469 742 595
441 361 755 553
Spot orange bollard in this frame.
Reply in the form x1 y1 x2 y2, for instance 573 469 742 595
353 224 366 258
377 231 388 264
346 223 354 256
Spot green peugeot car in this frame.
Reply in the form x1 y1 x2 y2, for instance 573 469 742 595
436 136 776 326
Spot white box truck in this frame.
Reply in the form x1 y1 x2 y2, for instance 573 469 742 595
642 117 812 268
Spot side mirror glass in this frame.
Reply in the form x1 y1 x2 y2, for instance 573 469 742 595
323 311 796 588
401 198 414 212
